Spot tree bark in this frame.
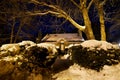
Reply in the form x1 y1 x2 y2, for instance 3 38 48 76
82 8 95 39
71 0 95 39
98 7 106 41
13 25 22 43
94 0 106 41
10 18 15 43
66 16 85 31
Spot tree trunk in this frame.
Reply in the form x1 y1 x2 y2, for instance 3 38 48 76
10 18 15 43
93 0 106 41
14 24 22 43
66 16 85 31
98 7 106 41
82 8 95 39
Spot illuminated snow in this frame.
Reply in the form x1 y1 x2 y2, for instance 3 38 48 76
53 63 120 80
0 44 20 53
37 43 57 55
81 40 119 50
18 41 36 47
0 55 23 61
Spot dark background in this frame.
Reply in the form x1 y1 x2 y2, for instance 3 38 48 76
0 0 120 45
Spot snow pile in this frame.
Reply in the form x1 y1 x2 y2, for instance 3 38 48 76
18 40 36 50
18 40 36 46
0 41 58 66
0 44 20 54
0 55 23 62
0 41 36 55
21 42 58 68
53 63 120 80
0 41 56 80
0 41 37 62
69 40 120 71
0 44 20 52
67 43 81 48
81 40 119 50
37 43 58 57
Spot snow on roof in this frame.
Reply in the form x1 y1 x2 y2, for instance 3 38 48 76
41 33 84 42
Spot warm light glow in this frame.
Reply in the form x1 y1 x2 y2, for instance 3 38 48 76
119 43 120 47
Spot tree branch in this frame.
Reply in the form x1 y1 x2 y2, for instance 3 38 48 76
70 0 81 9
30 0 68 16
99 0 107 6
28 0 85 31
26 11 62 17
10 18 15 43
87 0 94 10
66 16 85 31
30 0 85 31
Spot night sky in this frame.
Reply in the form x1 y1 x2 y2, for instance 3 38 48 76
0 0 120 44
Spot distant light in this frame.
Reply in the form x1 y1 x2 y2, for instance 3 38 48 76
119 43 120 47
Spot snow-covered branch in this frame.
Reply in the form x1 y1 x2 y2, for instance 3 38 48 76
26 11 63 17
30 0 86 31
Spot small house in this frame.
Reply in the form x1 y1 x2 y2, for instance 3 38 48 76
41 33 84 53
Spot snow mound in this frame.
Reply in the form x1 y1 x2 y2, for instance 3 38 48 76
0 44 20 54
81 40 119 50
37 43 58 56
18 40 36 49
0 55 23 62
67 43 81 48
53 63 120 80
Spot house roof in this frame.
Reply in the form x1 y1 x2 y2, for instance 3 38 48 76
41 33 84 42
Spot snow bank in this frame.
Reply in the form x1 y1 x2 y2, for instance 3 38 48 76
18 40 36 49
0 55 23 62
0 41 55 80
68 40 120 71
0 41 36 54
18 41 36 46
0 44 20 54
37 43 58 56
67 43 81 48
81 40 119 50
53 63 120 80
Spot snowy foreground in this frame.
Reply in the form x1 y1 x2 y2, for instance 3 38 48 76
53 63 120 80
0 40 120 80
53 40 120 80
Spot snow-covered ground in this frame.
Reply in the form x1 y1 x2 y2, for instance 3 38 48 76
52 40 120 80
80 40 119 50
0 40 120 80
53 63 120 80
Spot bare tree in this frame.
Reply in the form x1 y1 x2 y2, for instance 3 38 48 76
93 0 107 41
71 0 95 39
0 0 33 43
1 0 119 42
10 18 15 43
30 0 85 31
105 0 120 41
